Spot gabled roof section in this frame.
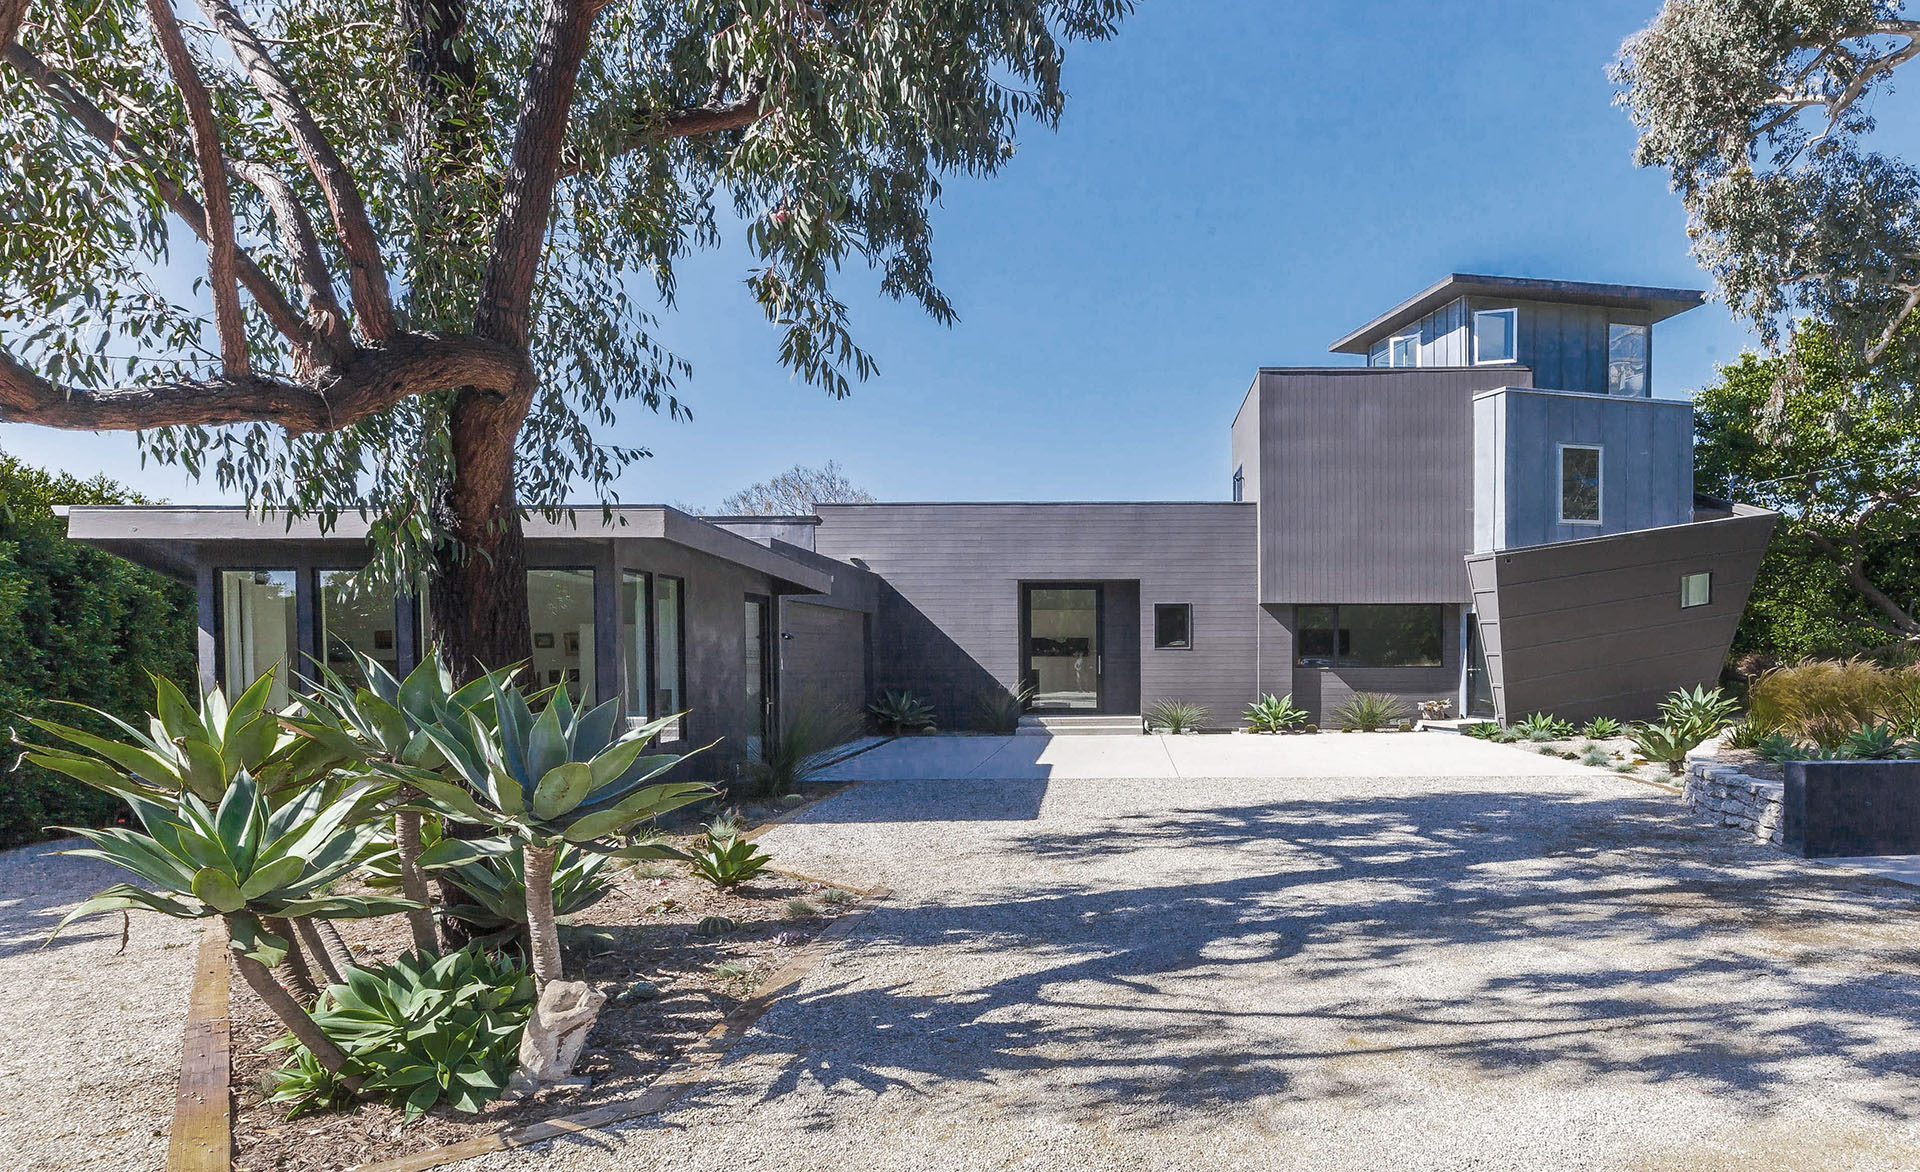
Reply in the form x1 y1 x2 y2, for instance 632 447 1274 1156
1329 274 1706 355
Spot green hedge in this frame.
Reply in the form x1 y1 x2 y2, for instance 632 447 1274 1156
0 454 195 849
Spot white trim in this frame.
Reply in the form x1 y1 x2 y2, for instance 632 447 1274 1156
1472 307 1517 364
1388 331 1421 368
1556 443 1604 525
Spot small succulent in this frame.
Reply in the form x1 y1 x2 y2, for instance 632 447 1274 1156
1630 719 1706 775
1840 723 1903 760
1513 712 1574 742
1147 699 1210 733
1243 693 1308 733
819 887 857 906
1578 717 1623 739
1331 693 1409 733
784 898 817 919
867 689 938 734
1659 685 1741 735
1581 744 1612 768
688 832 773 890
1754 731 1803 763
694 915 736 937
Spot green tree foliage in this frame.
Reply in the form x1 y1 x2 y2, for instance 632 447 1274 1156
1693 329 1920 660
1614 1 1920 390
0 452 194 847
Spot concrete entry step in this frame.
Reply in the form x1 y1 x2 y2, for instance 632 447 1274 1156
1016 714 1144 736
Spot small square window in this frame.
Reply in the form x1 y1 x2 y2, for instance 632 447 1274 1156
1153 604 1192 650
1474 308 1516 364
1558 444 1602 524
1680 572 1712 609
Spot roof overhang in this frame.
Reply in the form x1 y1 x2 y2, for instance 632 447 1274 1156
60 505 836 594
1330 274 1707 355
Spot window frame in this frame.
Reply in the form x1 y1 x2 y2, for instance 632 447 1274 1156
652 573 688 743
1472 307 1517 365
1556 443 1604 526
1388 332 1420 368
1152 603 1194 651
1607 321 1650 396
312 567 407 685
1231 466 1244 503
1292 604 1445 669
620 568 655 722
1680 571 1713 610
214 567 302 695
525 565 598 704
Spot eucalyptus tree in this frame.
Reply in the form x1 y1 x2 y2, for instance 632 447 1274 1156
0 0 1131 672
1614 1 1920 392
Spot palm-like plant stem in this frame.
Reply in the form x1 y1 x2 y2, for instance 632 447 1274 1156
231 945 362 1092
292 918 343 985
521 843 564 986
393 808 440 954
261 915 319 1003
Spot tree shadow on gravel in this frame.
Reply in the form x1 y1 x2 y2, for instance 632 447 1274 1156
672 785 1920 1131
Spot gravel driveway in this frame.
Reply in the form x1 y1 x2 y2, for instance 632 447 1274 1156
462 742 1920 1171
0 837 201 1170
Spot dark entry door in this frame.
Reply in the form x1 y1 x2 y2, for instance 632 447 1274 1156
1465 613 1495 718
1023 585 1103 711
745 595 774 759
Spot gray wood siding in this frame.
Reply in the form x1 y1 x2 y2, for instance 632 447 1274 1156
1465 297 1655 396
778 600 868 720
1466 507 1777 723
1255 367 1529 604
812 503 1257 725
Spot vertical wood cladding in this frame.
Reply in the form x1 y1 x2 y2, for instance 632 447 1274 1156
1256 367 1528 604
812 503 1257 724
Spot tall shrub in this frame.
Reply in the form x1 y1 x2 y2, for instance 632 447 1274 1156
0 454 195 847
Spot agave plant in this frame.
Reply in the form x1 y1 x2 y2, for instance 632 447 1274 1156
1512 712 1574 742
1840 723 1904 761
1658 685 1740 735
21 669 337 804
411 680 711 987
1146 699 1210 733
868 689 938 734
742 696 864 800
53 772 417 1085
1331 692 1408 732
1629 719 1707 775
1244 693 1308 733
437 841 615 951
1579 716 1624 740
687 830 774 890
289 648 515 953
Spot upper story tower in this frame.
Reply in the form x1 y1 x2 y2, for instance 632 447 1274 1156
1326 274 1704 396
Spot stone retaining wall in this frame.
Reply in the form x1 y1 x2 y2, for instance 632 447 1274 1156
1683 754 1784 847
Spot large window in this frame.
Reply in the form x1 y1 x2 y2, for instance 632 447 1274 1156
1295 604 1443 668
528 569 595 702
1473 308 1516 364
220 570 299 707
654 575 685 740
1153 603 1192 650
1389 332 1420 367
1608 323 1649 396
621 571 651 721
317 570 399 688
1231 467 1244 502
1558 444 1603 524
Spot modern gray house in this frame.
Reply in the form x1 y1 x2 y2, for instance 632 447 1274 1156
63 273 1776 770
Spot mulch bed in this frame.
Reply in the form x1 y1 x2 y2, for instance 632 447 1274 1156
227 803 864 1172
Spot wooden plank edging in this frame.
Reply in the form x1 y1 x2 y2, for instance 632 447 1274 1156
347 885 890 1172
167 919 234 1172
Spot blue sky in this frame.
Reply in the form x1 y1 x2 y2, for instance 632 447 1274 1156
3 1 1779 506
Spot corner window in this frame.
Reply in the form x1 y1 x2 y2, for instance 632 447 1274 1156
1680 571 1712 609
1369 339 1389 367
1231 467 1244 503
1389 333 1420 368
1558 444 1603 524
1608 323 1649 396
1153 604 1193 650
528 568 595 702
1294 604 1443 668
219 569 299 707
1473 308 1516 364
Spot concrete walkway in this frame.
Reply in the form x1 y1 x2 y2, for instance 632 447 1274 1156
466 735 1920 1172
820 730 1598 781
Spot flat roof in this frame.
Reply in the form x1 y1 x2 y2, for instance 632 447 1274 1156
1329 274 1706 355
60 505 836 594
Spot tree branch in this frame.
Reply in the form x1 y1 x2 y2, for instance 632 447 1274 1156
229 160 351 368
0 0 27 51
2 42 310 348
474 0 597 349
0 333 530 433
145 0 248 376
194 0 397 341
566 93 766 179
1805 528 1920 637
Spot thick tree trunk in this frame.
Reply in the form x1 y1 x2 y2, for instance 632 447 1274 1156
233 948 363 1092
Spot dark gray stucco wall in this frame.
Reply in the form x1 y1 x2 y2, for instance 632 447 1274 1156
1255 367 1529 605
1465 507 1777 723
812 503 1257 725
1474 389 1695 552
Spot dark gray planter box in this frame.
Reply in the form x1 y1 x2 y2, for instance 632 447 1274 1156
1783 760 1920 857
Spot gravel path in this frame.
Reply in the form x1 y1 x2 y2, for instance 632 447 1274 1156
468 754 1920 1170
0 837 201 1170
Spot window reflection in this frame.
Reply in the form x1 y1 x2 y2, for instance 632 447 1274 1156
220 570 298 707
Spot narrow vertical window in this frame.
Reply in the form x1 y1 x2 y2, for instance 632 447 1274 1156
621 571 651 720
654 575 685 740
527 568 595 702
317 569 399 688
1608 323 1649 395
1389 333 1420 367
220 570 299 706
1473 308 1516 364
1680 572 1712 609
1231 467 1244 503
1558 445 1603 524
